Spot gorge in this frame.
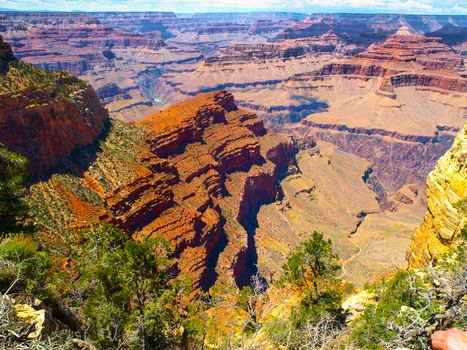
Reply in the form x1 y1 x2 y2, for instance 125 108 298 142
0 8 465 349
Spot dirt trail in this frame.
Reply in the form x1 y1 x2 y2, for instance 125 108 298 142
339 239 362 279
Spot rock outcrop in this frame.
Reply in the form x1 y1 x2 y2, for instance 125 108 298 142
27 90 296 291
197 23 249 35
0 36 108 175
407 122 467 267
129 91 294 289
95 82 131 105
0 35 14 70
206 33 344 64
248 20 287 35
357 26 463 70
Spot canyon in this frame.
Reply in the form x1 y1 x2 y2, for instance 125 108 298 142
0 11 466 289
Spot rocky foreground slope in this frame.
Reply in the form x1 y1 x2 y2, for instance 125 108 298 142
407 122 467 267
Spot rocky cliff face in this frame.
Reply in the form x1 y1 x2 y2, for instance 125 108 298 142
283 26 466 196
0 12 169 75
120 91 295 289
27 90 296 291
0 36 108 175
407 122 466 267
298 121 457 193
274 14 467 43
206 35 340 64
357 26 462 70
0 35 14 70
95 83 131 105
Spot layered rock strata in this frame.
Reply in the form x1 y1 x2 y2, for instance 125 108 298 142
298 121 458 193
407 122 467 267
0 37 108 174
358 26 463 70
28 90 296 291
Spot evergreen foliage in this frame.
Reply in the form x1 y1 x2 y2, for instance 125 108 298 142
0 145 29 233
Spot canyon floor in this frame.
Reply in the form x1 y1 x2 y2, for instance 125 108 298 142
1 11 465 287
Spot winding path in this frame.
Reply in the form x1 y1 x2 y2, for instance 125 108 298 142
339 240 362 279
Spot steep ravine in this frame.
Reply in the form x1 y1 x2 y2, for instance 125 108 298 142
25 88 297 291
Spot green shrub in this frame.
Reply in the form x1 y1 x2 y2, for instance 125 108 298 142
0 60 87 98
280 231 343 325
0 235 51 291
351 244 467 349
0 146 29 233
64 223 187 349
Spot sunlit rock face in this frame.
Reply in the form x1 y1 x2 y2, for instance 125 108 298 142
0 36 108 175
407 123 467 268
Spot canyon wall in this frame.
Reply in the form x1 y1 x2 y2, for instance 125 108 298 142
299 121 459 193
0 35 14 70
407 122 466 268
0 36 108 175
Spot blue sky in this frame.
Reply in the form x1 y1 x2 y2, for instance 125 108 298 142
2 0 466 15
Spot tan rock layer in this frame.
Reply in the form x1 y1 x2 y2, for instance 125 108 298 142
407 122 467 267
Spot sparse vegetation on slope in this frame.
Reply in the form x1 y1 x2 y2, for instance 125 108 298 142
0 60 87 98
27 119 144 234
351 244 466 349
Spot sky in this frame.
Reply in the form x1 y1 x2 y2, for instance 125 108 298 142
1 0 466 15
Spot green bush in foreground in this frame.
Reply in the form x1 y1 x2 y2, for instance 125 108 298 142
0 145 29 233
67 224 188 349
351 244 466 350
280 231 343 325
267 232 346 349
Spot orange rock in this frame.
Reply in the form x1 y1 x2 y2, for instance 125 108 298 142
115 90 296 290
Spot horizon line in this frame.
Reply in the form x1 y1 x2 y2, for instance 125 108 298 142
1 9 467 16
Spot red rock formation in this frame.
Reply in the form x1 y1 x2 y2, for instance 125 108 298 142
0 38 108 175
294 28 467 94
114 91 296 289
25 89 295 290
0 84 108 175
389 73 466 92
357 26 462 70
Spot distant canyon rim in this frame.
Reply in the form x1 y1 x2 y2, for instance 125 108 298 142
1 11 465 287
